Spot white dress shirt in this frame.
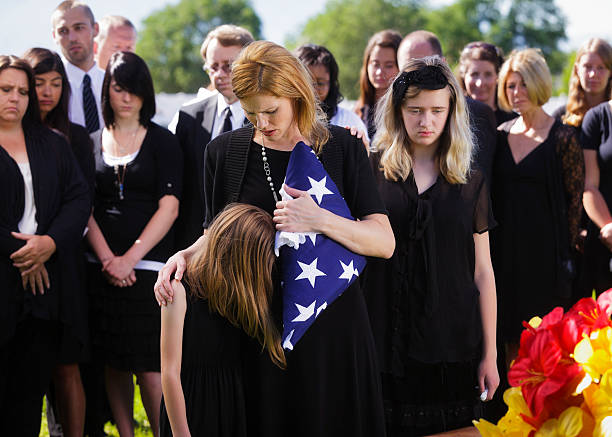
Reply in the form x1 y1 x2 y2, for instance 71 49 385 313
212 94 245 140
63 60 105 131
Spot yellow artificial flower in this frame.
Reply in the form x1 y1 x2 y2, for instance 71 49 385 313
594 416 612 437
534 406 583 437
530 316 543 329
473 419 503 437
584 369 612 423
473 388 535 437
574 327 612 381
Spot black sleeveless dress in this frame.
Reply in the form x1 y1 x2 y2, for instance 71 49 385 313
160 294 247 436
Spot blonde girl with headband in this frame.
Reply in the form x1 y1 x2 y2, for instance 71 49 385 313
363 55 499 435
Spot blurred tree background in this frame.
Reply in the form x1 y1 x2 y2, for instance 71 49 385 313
137 0 571 99
137 0 261 93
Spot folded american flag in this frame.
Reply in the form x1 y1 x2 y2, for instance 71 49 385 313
275 142 366 350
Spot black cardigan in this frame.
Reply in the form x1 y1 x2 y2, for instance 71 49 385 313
202 124 349 227
0 125 90 345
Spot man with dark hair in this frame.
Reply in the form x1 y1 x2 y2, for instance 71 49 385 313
52 0 104 133
398 30 497 182
170 24 254 250
95 15 137 70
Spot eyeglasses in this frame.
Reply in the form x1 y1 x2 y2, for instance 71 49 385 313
203 62 232 75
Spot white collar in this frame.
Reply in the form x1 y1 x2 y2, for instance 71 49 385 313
63 58 103 84
216 93 242 118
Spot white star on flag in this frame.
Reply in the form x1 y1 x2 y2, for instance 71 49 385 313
338 260 359 281
295 258 326 287
292 300 316 322
316 302 327 317
307 176 333 204
283 329 295 350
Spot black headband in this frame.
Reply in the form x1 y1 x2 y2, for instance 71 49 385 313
392 66 449 108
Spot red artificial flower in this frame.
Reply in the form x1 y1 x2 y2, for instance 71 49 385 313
597 288 612 318
508 329 582 419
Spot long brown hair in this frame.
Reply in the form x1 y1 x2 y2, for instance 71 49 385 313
355 30 402 119
22 48 71 138
564 38 612 127
231 41 329 153
186 203 285 368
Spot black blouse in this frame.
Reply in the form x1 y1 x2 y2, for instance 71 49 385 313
91 123 183 262
363 156 495 370
0 125 90 345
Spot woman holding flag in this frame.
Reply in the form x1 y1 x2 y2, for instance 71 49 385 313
155 41 394 436
364 56 499 435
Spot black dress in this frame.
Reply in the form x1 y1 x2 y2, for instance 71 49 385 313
581 102 612 293
88 123 183 372
363 154 495 435
491 119 583 342
202 125 387 437
160 294 247 437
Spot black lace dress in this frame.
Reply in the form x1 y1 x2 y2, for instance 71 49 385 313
491 119 584 342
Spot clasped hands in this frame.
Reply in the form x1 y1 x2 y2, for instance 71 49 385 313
10 232 56 295
102 255 137 288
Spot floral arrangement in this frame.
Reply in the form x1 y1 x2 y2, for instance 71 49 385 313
474 290 612 436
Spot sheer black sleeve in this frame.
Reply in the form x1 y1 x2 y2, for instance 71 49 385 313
555 125 585 247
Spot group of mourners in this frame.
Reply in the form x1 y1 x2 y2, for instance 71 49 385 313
1 1 612 436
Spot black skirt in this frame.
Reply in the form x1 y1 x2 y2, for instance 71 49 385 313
88 265 160 372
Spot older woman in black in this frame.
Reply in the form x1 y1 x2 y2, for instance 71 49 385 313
86 52 182 436
0 56 90 436
155 41 394 437
22 46 95 437
491 49 584 362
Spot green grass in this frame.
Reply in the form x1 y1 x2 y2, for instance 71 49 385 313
40 377 153 437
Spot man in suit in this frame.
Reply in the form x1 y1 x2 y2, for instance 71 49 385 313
171 25 254 249
397 30 497 183
52 0 105 133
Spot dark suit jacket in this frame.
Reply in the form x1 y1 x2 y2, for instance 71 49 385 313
466 97 497 184
173 95 249 249
173 94 217 249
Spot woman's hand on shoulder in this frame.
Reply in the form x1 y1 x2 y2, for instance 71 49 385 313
155 250 188 306
273 184 327 233
344 126 370 155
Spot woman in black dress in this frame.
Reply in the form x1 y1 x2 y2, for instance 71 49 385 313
0 56 90 436
160 203 281 436
155 41 394 437
364 56 499 435
86 51 182 436
354 30 402 139
581 99 612 294
22 46 94 437
491 49 584 363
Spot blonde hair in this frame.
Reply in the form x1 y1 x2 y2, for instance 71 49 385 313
199 24 254 59
563 38 612 127
497 48 552 112
372 56 473 184
231 40 329 153
186 203 285 369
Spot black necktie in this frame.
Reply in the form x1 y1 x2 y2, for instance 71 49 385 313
83 74 100 133
222 107 233 133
